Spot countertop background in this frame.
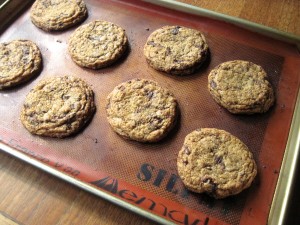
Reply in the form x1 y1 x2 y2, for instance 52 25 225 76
0 0 299 224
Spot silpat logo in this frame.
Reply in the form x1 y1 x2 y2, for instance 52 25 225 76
91 176 209 225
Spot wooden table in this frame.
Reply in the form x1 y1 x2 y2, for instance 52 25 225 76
0 1 299 224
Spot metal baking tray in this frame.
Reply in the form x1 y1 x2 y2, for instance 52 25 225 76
1 1 299 224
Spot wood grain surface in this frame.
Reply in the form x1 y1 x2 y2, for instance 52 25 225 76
177 0 300 36
0 1 299 225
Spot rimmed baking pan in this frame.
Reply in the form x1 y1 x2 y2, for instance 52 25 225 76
1 1 299 224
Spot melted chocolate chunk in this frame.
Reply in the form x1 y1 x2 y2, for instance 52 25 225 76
147 41 156 46
210 80 217 89
166 47 171 55
215 156 223 164
184 146 191 155
172 26 181 35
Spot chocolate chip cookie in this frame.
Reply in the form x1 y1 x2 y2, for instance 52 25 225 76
177 128 257 199
21 76 96 138
68 20 128 69
30 0 87 31
208 60 275 114
0 40 42 89
106 79 178 142
144 25 209 75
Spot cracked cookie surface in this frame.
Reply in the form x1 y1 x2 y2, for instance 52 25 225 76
177 128 257 199
21 76 96 138
106 79 178 142
68 20 128 69
144 26 208 75
30 0 87 31
208 60 275 114
0 40 42 89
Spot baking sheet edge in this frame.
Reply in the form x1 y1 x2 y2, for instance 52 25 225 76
268 89 300 225
0 142 176 225
0 0 34 32
1 1 299 224
143 0 300 50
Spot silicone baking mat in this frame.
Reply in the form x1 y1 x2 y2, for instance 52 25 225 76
0 1 299 224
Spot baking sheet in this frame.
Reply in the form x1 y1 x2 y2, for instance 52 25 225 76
0 1 300 224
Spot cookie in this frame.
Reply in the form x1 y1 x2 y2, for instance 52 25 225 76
0 40 42 89
68 20 128 69
144 25 209 75
208 60 275 114
177 128 257 199
106 79 178 142
30 0 87 31
21 76 96 138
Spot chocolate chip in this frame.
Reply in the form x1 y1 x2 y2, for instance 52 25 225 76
211 182 217 193
183 146 191 155
210 80 217 89
147 41 156 46
23 49 30 55
147 91 154 99
66 123 72 129
202 177 212 183
202 178 217 192
215 156 223 164
172 26 180 35
166 47 171 55
118 85 125 91
153 116 163 124
196 43 204 49
63 95 70 100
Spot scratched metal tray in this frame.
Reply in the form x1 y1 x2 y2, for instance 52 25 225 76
0 1 299 224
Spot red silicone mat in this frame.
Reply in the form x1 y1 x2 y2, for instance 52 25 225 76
0 1 300 224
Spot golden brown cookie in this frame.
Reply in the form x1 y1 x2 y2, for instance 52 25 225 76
106 79 178 142
208 60 275 114
30 0 87 31
144 26 209 75
21 76 96 138
68 20 128 69
177 128 257 199
0 40 42 89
